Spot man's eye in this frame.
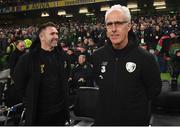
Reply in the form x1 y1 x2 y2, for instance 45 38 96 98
115 21 122 25
106 22 113 26
115 21 127 26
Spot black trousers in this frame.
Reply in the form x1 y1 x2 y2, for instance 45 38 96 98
35 110 67 126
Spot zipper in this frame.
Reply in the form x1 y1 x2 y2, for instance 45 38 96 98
112 57 119 97
114 57 118 82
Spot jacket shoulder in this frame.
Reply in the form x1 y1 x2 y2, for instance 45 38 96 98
21 52 33 60
136 47 155 60
17 52 34 68
92 45 107 57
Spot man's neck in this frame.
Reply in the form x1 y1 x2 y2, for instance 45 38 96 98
41 44 54 52
112 40 128 50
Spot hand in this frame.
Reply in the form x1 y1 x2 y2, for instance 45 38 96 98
68 77 72 81
78 78 85 82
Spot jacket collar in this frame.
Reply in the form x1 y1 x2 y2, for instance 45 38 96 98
104 36 138 58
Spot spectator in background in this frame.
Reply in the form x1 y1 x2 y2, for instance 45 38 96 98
6 37 25 109
66 48 77 66
70 54 94 88
9 37 25 79
152 25 163 50
0 32 9 54
137 24 150 50
176 11 180 27
156 30 178 72
14 22 70 125
76 45 91 62
92 4 162 125
168 36 180 89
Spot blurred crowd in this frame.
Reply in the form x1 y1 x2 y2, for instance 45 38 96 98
0 14 180 83
0 0 56 7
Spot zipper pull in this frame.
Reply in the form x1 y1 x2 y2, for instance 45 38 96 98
115 57 118 61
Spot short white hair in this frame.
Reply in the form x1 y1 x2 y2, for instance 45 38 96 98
105 4 131 23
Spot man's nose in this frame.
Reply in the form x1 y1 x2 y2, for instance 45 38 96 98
112 23 117 32
55 34 59 38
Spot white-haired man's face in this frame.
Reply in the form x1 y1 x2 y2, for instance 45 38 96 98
106 10 131 49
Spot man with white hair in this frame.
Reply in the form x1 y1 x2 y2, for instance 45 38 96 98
92 4 162 125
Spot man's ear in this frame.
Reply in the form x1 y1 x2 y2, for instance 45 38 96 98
39 32 43 40
106 29 109 38
128 23 131 32
106 33 109 38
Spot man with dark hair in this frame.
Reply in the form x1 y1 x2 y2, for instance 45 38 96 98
14 22 70 125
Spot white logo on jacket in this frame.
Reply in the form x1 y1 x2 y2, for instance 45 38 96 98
126 62 136 73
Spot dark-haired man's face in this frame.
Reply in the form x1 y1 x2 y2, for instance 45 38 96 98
40 26 59 50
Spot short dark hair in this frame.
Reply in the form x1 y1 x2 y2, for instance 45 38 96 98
14 36 24 45
37 22 57 35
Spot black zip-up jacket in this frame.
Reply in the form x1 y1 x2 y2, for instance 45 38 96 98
71 62 94 87
92 38 162 125
14 39 70 125
9 48 25 79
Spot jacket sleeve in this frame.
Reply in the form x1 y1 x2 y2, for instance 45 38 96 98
62 50 71 78
13 54 29 103
9 53 17 79
141 53 162 100
91 52 101 87
84 63 93 80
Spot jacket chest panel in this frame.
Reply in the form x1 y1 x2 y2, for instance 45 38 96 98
97 56 141 86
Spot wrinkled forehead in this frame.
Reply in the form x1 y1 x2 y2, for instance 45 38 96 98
105 10 128 22
41 26 58 35
44 26 57 32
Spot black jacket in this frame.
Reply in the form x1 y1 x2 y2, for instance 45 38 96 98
92 38 162 125
14 39 70 125
9 48 25 79
71 62 93 87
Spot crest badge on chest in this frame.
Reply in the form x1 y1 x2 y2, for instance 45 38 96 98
126 62 136 73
